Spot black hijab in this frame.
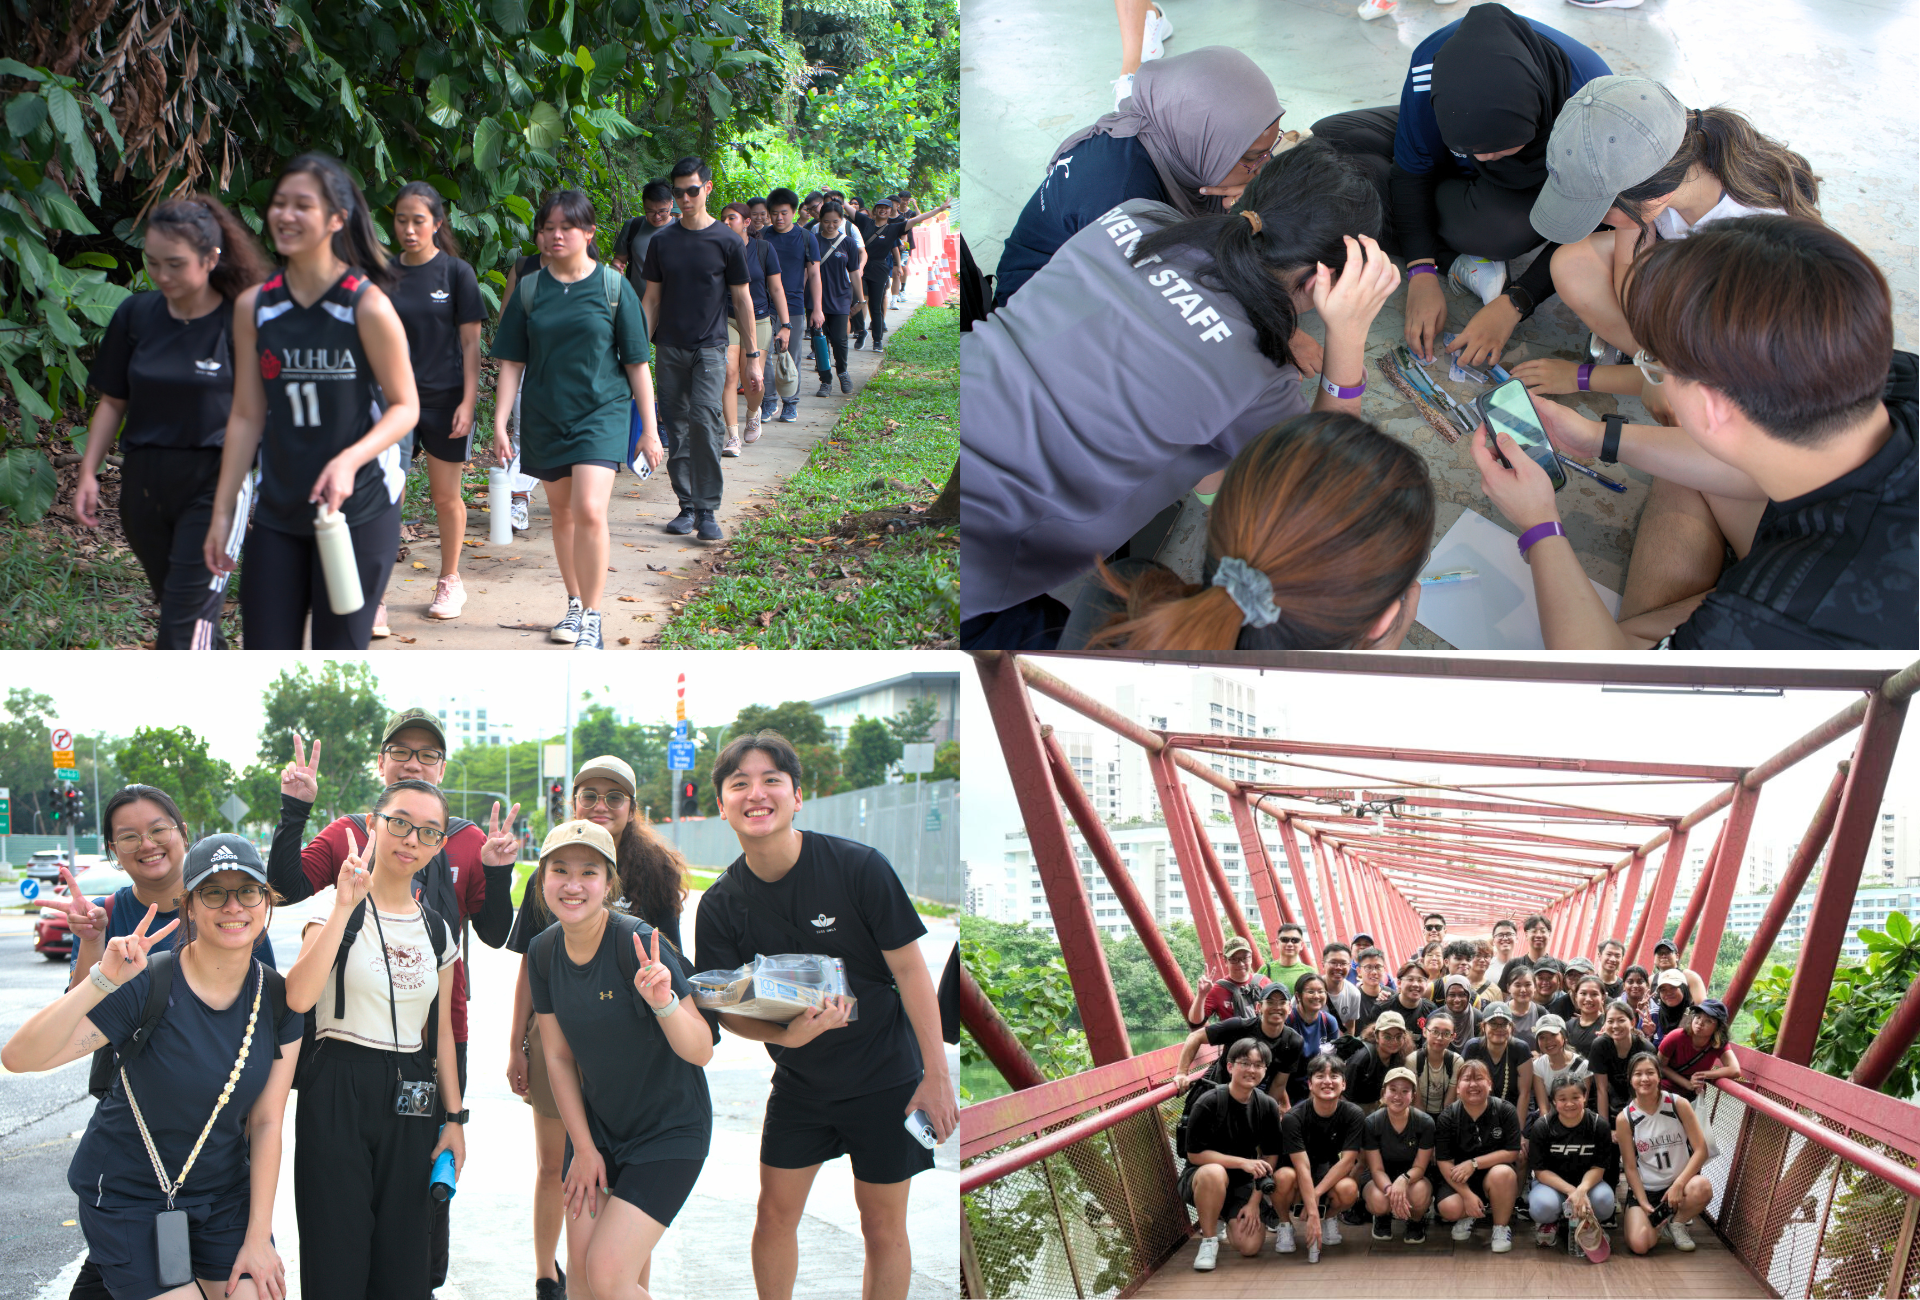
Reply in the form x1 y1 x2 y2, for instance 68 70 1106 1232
1430 3 1578 191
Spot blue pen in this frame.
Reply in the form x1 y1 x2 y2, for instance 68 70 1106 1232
1555 451 1628 493
1420 568 1479 587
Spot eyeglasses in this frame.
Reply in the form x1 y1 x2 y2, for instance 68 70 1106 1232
112 826 180 853
373 812 447 846
195 883 269 909
381 744 446 766
1425 924 1444 933
1633 348 1681 387
672 183 704 198
574 789 631 811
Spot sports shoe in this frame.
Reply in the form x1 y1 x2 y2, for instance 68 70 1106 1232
815 380 832 398
1564 0 1643 7
427 573 465 619
1535 1222 1560 1249
722 431 742 457
1152 4 1173 42
370 604 391 638
871 336 886 351
1139 6 1164 61
1274 1221 1295 1254
893 292 906 308
839 371 853 394
1590 330 1625 366
1451 1217 1475 1243
1404 1219 1426 1245
1342 1204 1368 1226
1193 1236 1218 1271
1490 1224 1513 1253
1669 1219 1696 1251
550 597 583 644
743 410 762 444
575 608 603 650
760 394 779 421
694 510 724 541
664 509 695 535
535 1277 563 1300
1372 1214 1392 1241
1448 254 1508 306
1321 1215 1342 1247
510 495 530 531
853 328 867 348
779 399 799 422
1357 0 1396 19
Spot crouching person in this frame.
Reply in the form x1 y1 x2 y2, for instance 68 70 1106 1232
1274 1051 1364 1262
1179 1037 1285 1271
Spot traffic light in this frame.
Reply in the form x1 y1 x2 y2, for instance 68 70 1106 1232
47 788 61 824
68 787 85 829
548 781 565 822
680 780 698 818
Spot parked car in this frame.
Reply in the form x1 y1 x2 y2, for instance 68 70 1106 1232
33 863 131 961
23 849 70 883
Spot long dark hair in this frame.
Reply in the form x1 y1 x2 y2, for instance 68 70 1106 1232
273 152 394 288
1615 107 1821 242
1130 138 1382 369
614 819 689 951
393 180 462 256
144 194 273 300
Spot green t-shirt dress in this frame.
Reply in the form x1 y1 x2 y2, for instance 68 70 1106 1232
490 266 651 470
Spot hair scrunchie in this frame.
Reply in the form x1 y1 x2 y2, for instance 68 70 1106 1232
1212 556 1282 628
1240 209 1263 235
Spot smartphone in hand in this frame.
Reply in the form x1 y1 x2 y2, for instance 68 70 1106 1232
1475 378 1568 491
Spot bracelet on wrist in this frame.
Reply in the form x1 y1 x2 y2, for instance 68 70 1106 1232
1321 373 1366 399
1408 264 1440 279
1517 521 1567 559
1577 362 1594 392
89 964 122 995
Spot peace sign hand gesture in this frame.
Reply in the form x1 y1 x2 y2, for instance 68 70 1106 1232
54 866 107 944
281 734 322 803
333 827 371 914
633 928 676 1010
99 904 179 984
481 802 523 868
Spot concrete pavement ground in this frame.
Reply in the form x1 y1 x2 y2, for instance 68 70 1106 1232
2 897 959 1300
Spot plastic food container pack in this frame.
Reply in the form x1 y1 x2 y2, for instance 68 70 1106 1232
689 954 860 1023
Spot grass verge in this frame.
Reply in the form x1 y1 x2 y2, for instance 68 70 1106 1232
0 525 157 648
654 304 959 648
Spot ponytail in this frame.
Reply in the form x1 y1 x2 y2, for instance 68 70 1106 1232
273 152 395 289
1615 106 1821 242
144 194 272 300
394 180 462 257
1130 138 1381 370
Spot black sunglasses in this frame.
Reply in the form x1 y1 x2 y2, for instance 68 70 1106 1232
672 183 704 198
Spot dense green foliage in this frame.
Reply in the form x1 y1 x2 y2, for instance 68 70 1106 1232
958 916 1094 1099
802 9 956 201
1741 912 1920 1099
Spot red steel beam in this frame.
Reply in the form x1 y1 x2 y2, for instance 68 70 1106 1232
1852 973 1920 1092
1629 826 1691 968
1149 749 1227 968
960 965 1046 1092
1569 879 1597 961
1373 792 1672 826
1776 687 1910 1065
1671 820 1726 960
1611 851 1647 945
1230 794 1293 949
959 1075 1183 1195
976 654 1132 1064
1043 729 1193 1013
1362 854 1578 897
1722 761 1848 1018
1338 847 1368 942
1371 868 1562 908
1288 823 1613 875
1186 785 1262 962
1275 814 1326 957
1173 733 1746 780
1309 831 1350 947
1689 782 1760 989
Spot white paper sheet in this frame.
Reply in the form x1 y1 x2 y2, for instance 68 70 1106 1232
1414 508 1621 650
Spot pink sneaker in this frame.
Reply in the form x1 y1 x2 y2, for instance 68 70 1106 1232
744 409 762 444
370 604 391 638
1357 0 1396 17
427 573 466 619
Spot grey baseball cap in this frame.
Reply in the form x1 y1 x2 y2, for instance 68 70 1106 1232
1531 76 1687 245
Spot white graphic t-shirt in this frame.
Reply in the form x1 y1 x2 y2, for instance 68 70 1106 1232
304 891 459 1052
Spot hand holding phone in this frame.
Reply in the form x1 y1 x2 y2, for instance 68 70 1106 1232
1474 379 1567 492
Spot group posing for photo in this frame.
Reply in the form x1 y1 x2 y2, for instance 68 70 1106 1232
10 719 958 1300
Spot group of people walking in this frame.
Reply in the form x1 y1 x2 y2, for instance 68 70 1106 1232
75 148 945 651
961 4 1915 652
1172 910 1733 1271
9 715 957 1300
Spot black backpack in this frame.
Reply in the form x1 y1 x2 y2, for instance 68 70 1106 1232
294 897 451 1089
89 952 288 1099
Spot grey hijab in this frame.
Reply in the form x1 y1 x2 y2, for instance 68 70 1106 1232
1050 46 1283 219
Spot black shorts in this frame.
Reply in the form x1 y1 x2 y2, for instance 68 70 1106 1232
412 405 470 464
79 1188 253 1299
525 458 620 482
1178 1163 1255 1219
565 1146 705 1226
1440 1168 1495 1206
761 1078 936 1184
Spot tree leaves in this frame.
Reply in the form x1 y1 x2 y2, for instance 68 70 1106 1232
472 116 506 173
0 447 57 523
524 101 564 151
427 74 463 128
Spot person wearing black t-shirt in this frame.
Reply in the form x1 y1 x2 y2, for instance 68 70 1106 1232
693 731 953 1300
529 819 715 1297
387 182 487 626
1435 1059 1523 1252
1524 1068 1615 1250
1273 1053 1365 1260
612 180 677 293
809 202 867 397
719 202 790 454
1174 983 1304 1101
205 154 421 650
1180 1039 1285 1271
1361 1069 1436 1242
1364 962 1436 1041
1590 1000 1659 1121
859 197 950 351
1343 1011 1415 1112
641 156 761 542
78 195 271 648
1460 1002 1535 1111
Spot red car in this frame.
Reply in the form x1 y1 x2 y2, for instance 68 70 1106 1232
32 865 129 960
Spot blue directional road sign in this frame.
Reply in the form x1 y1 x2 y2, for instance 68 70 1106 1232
18 878 40 900
668 740 697 771
673 720 689 740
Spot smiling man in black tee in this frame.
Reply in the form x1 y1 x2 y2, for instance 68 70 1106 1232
693 730 953 1300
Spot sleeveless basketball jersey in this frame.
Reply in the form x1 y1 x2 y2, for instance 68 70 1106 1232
254 269 404 535
1624 1091 1689 1192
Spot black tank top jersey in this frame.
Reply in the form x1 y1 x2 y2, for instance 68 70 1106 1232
253 269 404 535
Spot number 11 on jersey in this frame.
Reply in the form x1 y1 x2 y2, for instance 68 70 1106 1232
285 381 321 427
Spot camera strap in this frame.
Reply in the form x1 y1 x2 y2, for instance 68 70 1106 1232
366 903 406 1084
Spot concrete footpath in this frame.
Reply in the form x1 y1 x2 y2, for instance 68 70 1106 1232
370 294 930 652
7 899 960 1300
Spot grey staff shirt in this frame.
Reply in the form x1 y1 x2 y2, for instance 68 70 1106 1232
960 198 1311 619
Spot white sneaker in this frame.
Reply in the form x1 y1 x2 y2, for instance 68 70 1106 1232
1139 6 1164 61
1274 1221 1295 1254
1448 254 1508 306
1669 1219 1696 1251
722 431 742 457
426 573 465 619
1491 1224 1513 1253
1153 4 1173 41
1357 0 1396 19
510 496 530 531
1113 73 1135 110
1193 1236 1218 1270
370 603 391 638
1451 1217 1475 1243
1321 1216 1342 1247
1589 331 1625 366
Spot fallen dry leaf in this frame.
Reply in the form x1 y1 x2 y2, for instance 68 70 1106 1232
617 637 632 646
618 596 639 603
462 539 480 547
411 561 426 569
394 635 417 644
646 563 668 572
757 611 775 627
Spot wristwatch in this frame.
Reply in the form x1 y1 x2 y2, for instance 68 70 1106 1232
746 350 762 358
445 1108 471 1125
1600 413 1626 464
1501 283 1536 321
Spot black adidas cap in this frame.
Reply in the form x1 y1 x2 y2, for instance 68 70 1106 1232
183 834 270 890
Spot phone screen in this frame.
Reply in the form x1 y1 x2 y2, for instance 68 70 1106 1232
1480 379 1566 490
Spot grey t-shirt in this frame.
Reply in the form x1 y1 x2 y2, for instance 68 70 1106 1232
959 198 1312 619
1325 979 1361 1029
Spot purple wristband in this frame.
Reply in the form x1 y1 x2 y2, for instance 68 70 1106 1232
1408 264 1440 278
1577 363 1593 392
1321 373 1365 399
1517 521 1567 558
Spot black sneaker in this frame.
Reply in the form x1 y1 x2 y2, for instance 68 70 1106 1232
839 371 853 393
575 609 603 650
694 510 724 541
1404 1219 1426 1245
1372 1214 1392 1241
549 597 583 644
535 1280 562 1300
852 331 866 348
664 508 695 535
1343 1204 1369 1226
815 380 832 398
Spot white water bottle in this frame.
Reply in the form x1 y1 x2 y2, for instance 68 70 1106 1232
488 467 513 545
314 504 364 615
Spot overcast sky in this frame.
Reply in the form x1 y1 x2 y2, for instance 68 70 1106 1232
10 650 965 769
962 654 1918 894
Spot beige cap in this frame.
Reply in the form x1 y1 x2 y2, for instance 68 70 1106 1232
1656 967 1690 988
1223 935 1253 958
574 754 637 798
540 818 617 866
1382 1066 1419 1091
1373 1010 1408 1034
